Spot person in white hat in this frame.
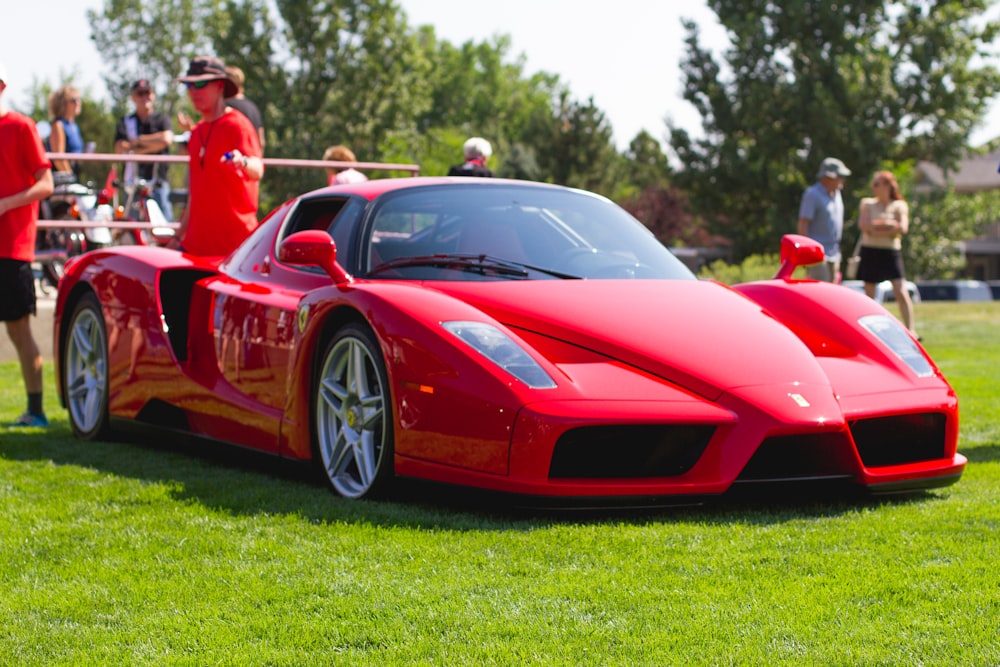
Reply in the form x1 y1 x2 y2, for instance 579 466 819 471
797 156 851 281
0 63 55 427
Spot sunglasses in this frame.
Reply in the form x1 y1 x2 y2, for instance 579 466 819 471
185 80 214 90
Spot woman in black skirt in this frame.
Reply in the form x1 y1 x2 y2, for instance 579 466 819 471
856 170 916 335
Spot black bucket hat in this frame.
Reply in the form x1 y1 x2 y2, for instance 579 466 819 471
176 57 237 98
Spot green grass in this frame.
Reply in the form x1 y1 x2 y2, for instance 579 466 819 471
1 302 998 666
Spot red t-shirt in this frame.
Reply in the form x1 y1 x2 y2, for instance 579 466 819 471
0 111 52 261
184 109 262 257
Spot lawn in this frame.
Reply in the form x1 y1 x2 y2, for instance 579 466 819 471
1 302 998 666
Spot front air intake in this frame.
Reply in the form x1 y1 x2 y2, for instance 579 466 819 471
736 433 857 482
549 424 714 479
850 413 947 467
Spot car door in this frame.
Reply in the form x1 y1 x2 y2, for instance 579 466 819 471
186 195 364 451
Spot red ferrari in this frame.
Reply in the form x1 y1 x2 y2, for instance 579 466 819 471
54 177 965 502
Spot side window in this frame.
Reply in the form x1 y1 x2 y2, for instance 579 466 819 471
279 197 364 271
283 198 348 237
329 199 364 264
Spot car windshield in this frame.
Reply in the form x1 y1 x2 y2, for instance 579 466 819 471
364 183 697 281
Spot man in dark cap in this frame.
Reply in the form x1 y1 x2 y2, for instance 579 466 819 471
114 79 175 219
797 156 851 282
170 56 263 257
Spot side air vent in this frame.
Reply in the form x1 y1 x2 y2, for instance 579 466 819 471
850 413 947 467
158 269 214 361
549 424 714 479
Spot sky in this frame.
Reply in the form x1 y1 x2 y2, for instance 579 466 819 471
3 0 999 151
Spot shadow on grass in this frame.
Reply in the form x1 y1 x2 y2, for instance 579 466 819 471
0 418 954 529
962 443 1000 464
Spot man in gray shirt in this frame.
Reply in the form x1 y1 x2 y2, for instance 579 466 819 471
797 157 851 281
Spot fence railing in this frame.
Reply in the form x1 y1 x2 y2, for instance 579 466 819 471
39 152 421 230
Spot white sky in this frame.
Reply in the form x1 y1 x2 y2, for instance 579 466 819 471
3 0 999 150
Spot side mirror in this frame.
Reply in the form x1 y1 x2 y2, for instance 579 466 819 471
278 230 352 284
774 234 825 280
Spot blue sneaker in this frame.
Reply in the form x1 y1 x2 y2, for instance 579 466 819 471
12 412 49 428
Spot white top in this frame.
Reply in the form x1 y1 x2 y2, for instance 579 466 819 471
859 198 908 250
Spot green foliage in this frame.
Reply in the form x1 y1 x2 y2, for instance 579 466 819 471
672 0 1000 260
907 187 1000 279
87 0 219 120
697 252 800 284
529 92 622 195
1 303 998 664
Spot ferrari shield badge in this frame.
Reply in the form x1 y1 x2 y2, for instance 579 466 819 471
297 304 309 334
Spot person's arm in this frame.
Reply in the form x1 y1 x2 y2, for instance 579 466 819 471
130 129 174 154
796 190 813 237
896 202 909 235
857 200 871 232
222 150 264 181
0 167 54 217
176 112 195 133
49 120 72 172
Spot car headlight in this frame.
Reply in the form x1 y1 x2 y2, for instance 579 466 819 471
859 315 933 377
442 321 557 389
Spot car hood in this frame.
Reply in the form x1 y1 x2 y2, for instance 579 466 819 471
430 279 831 401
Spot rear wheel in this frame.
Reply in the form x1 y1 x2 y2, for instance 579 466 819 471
313 323 394 499
63 292 110 440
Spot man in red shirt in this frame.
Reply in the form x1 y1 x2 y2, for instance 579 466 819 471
0 64 55 427
170 57 263 257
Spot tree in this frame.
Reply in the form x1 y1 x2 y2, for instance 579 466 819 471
87 0 220 118
907 187 1000 278
670 0 1000 259
528 92 621 195
617 131 717 248
85 0 631 204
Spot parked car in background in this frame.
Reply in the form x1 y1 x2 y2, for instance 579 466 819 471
916 280 993 302
841 279 921 305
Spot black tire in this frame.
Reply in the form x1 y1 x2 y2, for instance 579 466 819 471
63 292 111 440
313 322 394 499
41 259 64 292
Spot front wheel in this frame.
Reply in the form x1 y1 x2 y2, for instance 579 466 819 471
313 323 394 499
63 292 110 440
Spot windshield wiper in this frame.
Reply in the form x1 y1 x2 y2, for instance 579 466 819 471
369 253 581 279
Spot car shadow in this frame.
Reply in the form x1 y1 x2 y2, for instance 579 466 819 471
1 419 958 529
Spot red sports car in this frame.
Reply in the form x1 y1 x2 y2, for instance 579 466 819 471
54 177 965 502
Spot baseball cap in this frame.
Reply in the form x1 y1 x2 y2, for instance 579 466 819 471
131 79 152 92
816 157 851 179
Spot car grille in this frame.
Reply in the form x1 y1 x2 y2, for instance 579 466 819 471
736 433 857 482
849 413 947 467
549 424 715 479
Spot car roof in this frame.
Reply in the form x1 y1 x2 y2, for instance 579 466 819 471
302 176 572 202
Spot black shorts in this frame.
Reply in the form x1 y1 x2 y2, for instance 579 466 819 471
0 259 37 322
857 246 905 283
